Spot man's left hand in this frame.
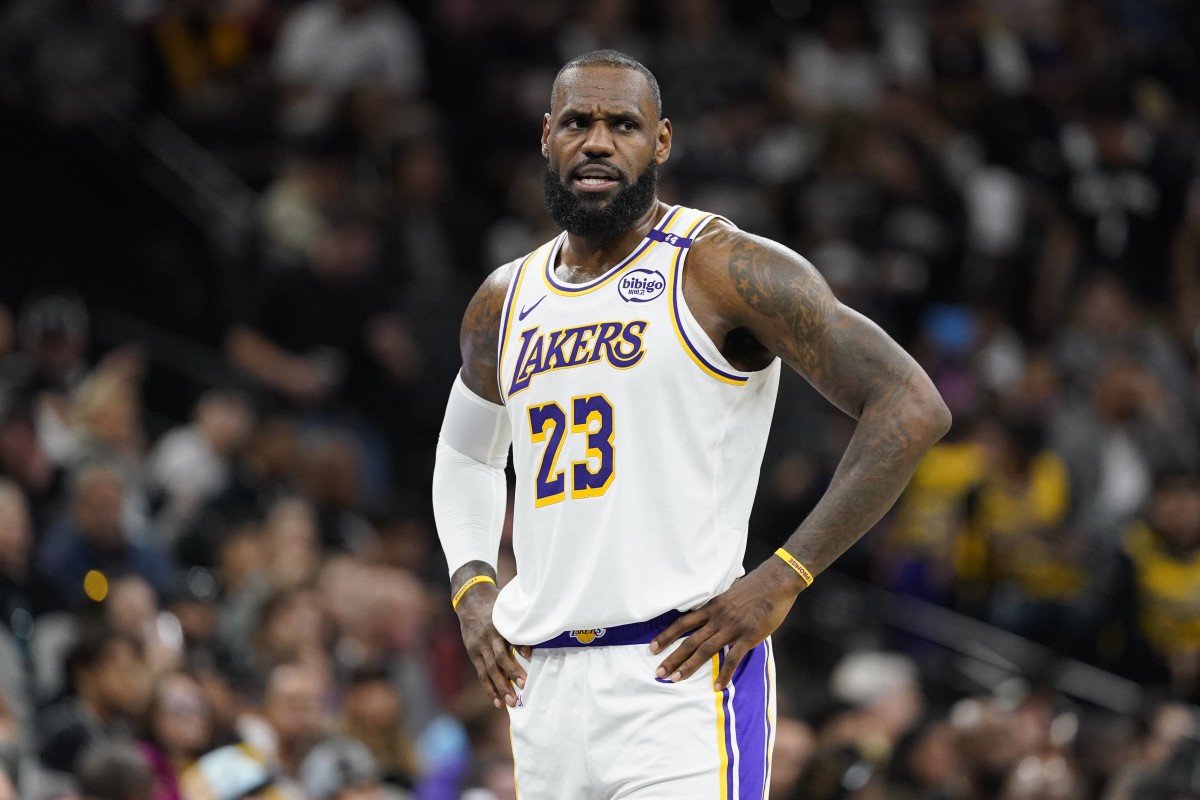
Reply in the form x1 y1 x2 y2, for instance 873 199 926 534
649 558 807 690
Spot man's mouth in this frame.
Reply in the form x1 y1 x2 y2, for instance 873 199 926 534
571 165 620 193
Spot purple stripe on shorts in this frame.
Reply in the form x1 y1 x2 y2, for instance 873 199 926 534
730 641 769 799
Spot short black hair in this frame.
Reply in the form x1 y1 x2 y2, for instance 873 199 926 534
65 627 140 694
552 50 662 119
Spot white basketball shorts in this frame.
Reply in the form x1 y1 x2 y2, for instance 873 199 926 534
507 613 777 799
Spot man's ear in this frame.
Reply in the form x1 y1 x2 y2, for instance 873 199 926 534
541 113 551 159
656 118 673 165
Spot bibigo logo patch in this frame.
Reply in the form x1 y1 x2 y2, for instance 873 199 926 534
618 269 666 303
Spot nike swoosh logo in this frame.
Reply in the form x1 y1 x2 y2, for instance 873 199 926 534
518 295 546 321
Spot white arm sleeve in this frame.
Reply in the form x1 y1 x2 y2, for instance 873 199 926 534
432 373 512 575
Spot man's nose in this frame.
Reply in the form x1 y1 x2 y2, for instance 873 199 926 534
581 121 615 157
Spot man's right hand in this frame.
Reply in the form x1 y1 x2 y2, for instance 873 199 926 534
455 579 530 708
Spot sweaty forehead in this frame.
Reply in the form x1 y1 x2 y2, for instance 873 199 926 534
551 66 656 118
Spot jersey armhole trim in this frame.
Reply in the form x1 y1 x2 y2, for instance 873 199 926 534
496 250 539 402
669 214 751 386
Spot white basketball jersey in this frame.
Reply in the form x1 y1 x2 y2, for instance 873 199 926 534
493 206 781 645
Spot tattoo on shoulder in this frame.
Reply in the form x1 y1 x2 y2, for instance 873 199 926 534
460 266 513 401
723 232 921 424
725 233 835 371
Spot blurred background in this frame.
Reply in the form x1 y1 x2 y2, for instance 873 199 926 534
1 0 1199 798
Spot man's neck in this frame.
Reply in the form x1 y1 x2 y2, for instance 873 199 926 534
559 200 668 281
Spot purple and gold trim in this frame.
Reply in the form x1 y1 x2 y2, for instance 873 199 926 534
497 249 543 401
715 639 774 799
668 214 750 386
542 206 682 296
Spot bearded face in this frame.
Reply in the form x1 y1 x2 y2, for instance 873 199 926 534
542 155 658 243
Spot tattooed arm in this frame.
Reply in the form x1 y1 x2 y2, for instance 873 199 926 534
458 264 514 403
437 263 530 709
651 225 951 688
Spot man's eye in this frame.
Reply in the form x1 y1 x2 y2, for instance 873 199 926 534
616 121 636 132
565 118 585 129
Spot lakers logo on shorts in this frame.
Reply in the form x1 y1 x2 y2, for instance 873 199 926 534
569 628 607 644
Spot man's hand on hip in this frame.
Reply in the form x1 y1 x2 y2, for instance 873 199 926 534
456 585 531 708
648 558 806 690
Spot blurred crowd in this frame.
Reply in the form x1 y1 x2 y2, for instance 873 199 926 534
1 0 1200 798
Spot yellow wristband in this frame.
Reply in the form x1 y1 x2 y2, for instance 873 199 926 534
452 575 496 611
774 548 814 587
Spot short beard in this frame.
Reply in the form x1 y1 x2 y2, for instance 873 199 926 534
542 157 658 243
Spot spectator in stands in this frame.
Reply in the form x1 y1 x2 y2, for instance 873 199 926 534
105 576 158 645
210 520 268 668
555 0 646 64
1103 702 1196 799
1033 80 1198 331
105 575 185 679
1052 356 1198 542
0 291 89 409
54 365 154 532
879 413 993 608
227 207 421 411
250 585 330 681
258 146 350 271
297 432 379 553
182 662 327 800
967 415 1084 645
656 0 762 129
143 0 258 119
1054 275 1195 414
0 479 35 634
768 715 816 799
888 717 960 800
384 137 479 301
272 0 425 136
1002 753 1084 800
0 396 62 532
261 498 321 591
949 697 1028 800
789 743 887 800
173 416 302 572
785 2 883 116
340 664 417 790
78 741 155 800
1127 736 1200 800
0 294 148 493
138 670 212 800
147 389 253 544
39 628 151 776
67 370 146 471
36 463 174 611
343 568 434 737
1088 471 1200 697
300 736 393 800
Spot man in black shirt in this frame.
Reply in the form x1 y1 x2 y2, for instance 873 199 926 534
38 628 150 776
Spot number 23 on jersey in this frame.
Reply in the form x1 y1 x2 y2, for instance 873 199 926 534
527 394 614 506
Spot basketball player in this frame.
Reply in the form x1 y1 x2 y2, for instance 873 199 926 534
432 51 951 798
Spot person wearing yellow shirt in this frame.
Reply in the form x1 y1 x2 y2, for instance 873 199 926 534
1082 470 1200 700
967 416 1085 644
